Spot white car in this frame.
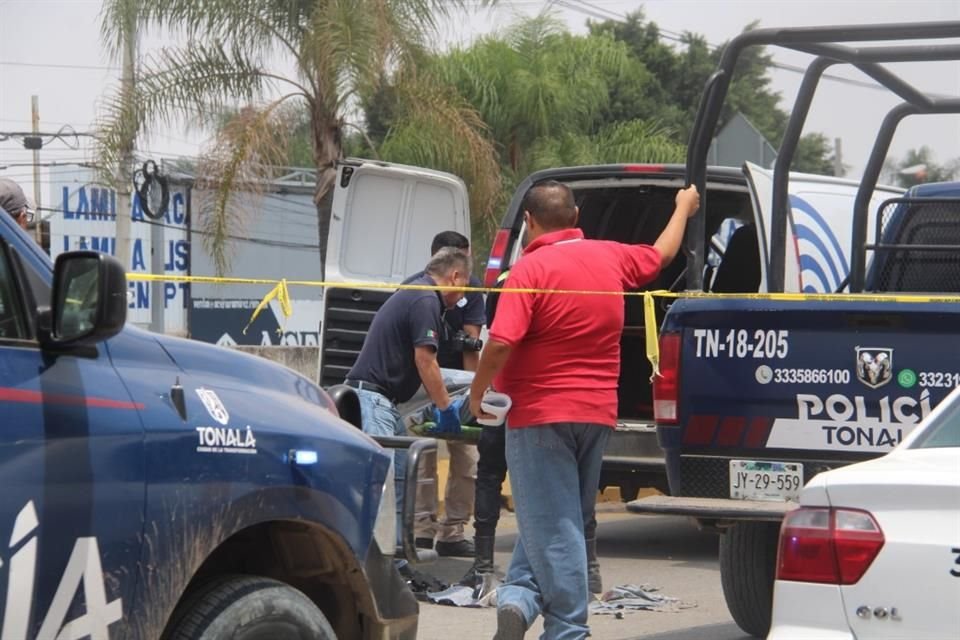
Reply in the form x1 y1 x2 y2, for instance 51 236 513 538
768 385 960 640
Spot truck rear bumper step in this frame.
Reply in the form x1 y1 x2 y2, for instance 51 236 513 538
601 456 665 472
626 495 797 522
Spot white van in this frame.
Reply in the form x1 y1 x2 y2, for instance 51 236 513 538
317 159 471 387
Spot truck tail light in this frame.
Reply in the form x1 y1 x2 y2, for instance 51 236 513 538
484 229 510 287
653 332 681 424
777 507 885 585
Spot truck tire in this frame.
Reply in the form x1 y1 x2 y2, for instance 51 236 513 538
719 521 779 638
163 575 336 640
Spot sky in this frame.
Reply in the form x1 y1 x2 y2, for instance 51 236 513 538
1 0 959 211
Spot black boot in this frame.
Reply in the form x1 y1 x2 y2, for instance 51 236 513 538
586 536 603 595
458 535 496 587
436 538 475 557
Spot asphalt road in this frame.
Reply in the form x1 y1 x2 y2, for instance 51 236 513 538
416 504 755 640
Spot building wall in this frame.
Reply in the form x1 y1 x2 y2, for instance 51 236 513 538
188 188 325 348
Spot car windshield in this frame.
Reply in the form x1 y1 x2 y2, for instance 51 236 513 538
911 394 960 449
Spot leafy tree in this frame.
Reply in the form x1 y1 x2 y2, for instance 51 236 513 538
430 14 631 175
587 9 682 129
793 133 842 176
526 120 685 172
587 11 835 172
97 0 498 275
365 11 689 253
890 147 959 188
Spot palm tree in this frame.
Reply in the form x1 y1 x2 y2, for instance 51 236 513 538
432 13 627 175
97 0 498 275
428 13 683 178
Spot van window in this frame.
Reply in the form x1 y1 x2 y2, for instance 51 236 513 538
342 172 405 278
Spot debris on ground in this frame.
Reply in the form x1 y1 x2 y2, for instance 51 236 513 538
426 572 502 607
399 564 449 602
588 584 695 615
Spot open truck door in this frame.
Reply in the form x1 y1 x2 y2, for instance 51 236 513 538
743 163 902 293
318 159 470 387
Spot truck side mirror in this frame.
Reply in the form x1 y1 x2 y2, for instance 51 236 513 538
42 251 127 346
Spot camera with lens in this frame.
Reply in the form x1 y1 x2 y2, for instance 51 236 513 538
449 330 483 352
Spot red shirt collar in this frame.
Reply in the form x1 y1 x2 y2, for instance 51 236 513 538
524 228 585 255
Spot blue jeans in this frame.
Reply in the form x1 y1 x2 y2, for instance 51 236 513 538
357 388 407 548
498 423 612 640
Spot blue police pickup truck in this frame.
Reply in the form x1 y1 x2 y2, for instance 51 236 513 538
627 20 960 639
0 209 428 638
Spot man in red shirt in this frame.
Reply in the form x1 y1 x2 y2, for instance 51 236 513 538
469 180 699 639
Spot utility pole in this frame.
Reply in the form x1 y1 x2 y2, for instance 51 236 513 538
30 96 42 245
150 162 164 333
115 14 137 271
833 137 844 177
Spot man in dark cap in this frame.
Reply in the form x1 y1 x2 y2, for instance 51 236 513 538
0 178 34 230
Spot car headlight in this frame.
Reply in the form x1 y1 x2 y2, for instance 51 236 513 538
372 461 396 556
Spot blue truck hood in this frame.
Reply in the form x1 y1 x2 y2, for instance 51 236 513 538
109 324 374 448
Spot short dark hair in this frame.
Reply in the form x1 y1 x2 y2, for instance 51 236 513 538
521 180 577 230
431 230 470 256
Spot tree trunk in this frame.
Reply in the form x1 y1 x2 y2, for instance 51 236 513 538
312 116 342 281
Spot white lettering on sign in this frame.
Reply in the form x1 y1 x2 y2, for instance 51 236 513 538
766 390 932 452
195 426 258 454
796 391 932 425
822 425 903 448
49 166 188 332
2 501 123 640
693 329 790 359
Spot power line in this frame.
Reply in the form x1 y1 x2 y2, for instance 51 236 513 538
0 60 118 72
0 130 98 139
0 125 98 152
556 0 895 93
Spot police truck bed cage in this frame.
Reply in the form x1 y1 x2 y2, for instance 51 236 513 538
867 196 960 293
684 21 960 294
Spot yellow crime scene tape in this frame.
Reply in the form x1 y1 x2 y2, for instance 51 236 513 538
126 272 960 380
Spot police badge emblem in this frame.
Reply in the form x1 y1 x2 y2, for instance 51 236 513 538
196 388 230 425
855 347 893 389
